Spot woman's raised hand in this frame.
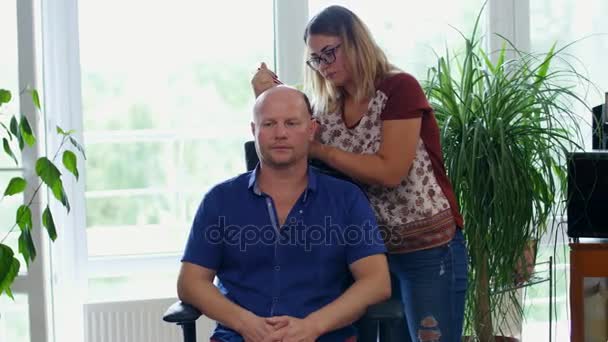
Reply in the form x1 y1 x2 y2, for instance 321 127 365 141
251 62 282 98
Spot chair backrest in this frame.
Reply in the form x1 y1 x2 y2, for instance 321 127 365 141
244 141 258 171
243 140 356 184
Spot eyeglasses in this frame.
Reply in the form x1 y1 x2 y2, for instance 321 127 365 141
306 44 341 70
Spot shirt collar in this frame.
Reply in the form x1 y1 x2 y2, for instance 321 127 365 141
247 163 318 200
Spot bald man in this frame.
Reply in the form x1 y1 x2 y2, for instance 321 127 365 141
178 86 390 342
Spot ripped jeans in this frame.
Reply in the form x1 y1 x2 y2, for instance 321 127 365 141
388 229 468 342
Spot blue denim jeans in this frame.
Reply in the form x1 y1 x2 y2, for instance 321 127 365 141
388 229 468 342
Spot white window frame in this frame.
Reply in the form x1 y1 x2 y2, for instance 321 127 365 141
274 0 308 86
39 0 88 341
6 1 53 342
489 0 530 54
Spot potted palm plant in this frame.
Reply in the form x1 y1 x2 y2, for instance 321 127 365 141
0 87 85 299
424 8 589 341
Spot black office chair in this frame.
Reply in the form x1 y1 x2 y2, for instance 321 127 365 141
163 141 405 342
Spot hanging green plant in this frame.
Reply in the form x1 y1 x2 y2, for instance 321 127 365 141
0 87 85 299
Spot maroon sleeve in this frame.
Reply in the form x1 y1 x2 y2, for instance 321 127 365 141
379 73 432 120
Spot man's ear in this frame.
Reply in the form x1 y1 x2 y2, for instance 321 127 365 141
251 121 256 137
309 118 319 141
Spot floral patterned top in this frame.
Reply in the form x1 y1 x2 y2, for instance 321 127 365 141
316 73 463 253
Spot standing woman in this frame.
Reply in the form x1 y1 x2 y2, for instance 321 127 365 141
253 5 468 341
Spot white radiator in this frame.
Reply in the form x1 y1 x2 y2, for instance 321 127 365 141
84 298 215 342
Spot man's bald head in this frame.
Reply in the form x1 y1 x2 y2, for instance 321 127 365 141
253 85 313 122
250 85 317 170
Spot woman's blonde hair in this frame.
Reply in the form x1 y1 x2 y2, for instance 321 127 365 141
303 5 398 114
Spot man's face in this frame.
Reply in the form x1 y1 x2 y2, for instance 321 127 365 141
252 90 316 169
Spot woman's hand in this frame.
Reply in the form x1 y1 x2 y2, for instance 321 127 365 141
252 62 282 98
309 140 327 161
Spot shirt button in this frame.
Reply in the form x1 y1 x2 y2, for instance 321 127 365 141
273 297 279 303
274 265 281 271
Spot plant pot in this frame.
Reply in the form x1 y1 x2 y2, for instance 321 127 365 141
513 239 538 286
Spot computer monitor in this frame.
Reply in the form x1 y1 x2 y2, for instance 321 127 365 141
592 104 607 150
567 151 608 238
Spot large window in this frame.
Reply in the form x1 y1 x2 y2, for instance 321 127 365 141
309 0 486 79
523 1 608 340
78 0 275 301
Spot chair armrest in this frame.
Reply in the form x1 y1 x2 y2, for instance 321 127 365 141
163 301 202 323
362 298 404 321
162 299 402 323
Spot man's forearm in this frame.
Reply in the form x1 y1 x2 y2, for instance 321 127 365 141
305 275 391 336
178 280 250 332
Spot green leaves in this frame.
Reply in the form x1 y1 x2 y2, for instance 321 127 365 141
57 126 86 160
1 115 34 159
0 244 20 299
9 116 18 135
16 205 35 266
62 150 79 180
3 177 27 196
36 157 62 186
18 230 36 267
20 116 36 146
0 89 11 106
51 179 70 212
0 87 39 112
36 157 70 212
0 122 11 138
42 206 57 241
69 136 87 160
56 127 76 136
3 138 17 165
9 116 24 150
16 205 33 233
1 87 86 299
29 89 41 110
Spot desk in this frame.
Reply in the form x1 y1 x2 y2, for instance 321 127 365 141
569 242 608 342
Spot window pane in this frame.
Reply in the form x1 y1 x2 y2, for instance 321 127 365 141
79 0 274 269
0 294 30 342
85 141 171 192
88 271 179 303
308 0 486 79
79 1 274 133
531 0 608 148
0 0 21 167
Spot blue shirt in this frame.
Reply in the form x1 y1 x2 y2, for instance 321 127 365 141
181 166 387 342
